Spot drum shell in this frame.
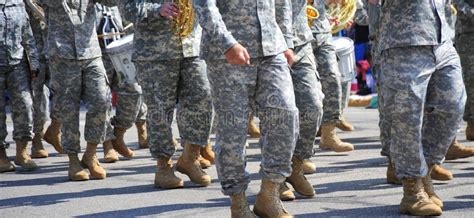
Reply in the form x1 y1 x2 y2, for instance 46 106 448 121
332 37 356 82
105 34 137 85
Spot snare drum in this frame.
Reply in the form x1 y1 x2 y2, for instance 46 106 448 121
331 37 356 82
106 34 137 84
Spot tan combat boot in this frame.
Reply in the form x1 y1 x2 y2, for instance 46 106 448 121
286 156 315 197
154 156 184 189
176 143 211 186
0 147 15 173
319 122 354 152
467 122 474 141
431 165 453 181
247 116 261 138
301 159 316 175
386 158 401 185
31 133 48 158
14 140 37 170
112 127 134 158
400 178 442 216
423 165 443 208
230 192 257 218
68 153 89 181
81 143 106 179
253 179 293 218
445 138 474 160
279 182 296 201
336 117 355 131
103 140 119 163
135 121 148 149
199 155 211 169
43 118 64 154
200 143 215 164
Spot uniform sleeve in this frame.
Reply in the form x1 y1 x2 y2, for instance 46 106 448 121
193 0 238 54
454 0 474 16
354 0 369 26
22 15 40 71
275 0 294 49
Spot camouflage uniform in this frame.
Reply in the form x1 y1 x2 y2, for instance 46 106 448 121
95 4 148 142
121 1 212 158
0 0 37 147
310 0 343 124
288 0 323 160
194 0 299 195
378 0 466 179
27 10 50 137
43 0 115 154
454 0 474 125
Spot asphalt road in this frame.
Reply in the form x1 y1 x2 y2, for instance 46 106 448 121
1 107 473 217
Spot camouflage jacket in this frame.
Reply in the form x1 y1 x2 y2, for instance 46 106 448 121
454 0 474 34
193 0 293 60
0 0 39 68
43 0 116 60
291 0 314 47
120 0 201 61
354 0 369 26
378 0 456 51
25 0 47 61
310 0 331 35
367 0 381 41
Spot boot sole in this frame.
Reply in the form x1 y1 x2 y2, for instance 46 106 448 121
154 181 184 189
400 207 442 216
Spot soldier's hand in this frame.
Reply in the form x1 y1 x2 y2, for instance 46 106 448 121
283 49 295 66
31 69 39 79
225 44 250 65
160 2 180 20
368 0 379 5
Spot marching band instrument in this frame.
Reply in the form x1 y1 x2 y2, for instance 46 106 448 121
327 0 357 34
307 0 320 27
171 0 195 37
106 34 139 87
332 36 356 82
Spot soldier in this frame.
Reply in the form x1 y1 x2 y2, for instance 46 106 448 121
94 4 148 163
121 0 214 189
311 0 354 153
0 0 38 173
24 0 50 159
453 0 474 148
43 0 116 181
279 0 324 202
194 0 298 217
378 0 465 215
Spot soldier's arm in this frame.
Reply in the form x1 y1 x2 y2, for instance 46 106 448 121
120 0 168 22
21 14 40 73
275 0 294 49
193 0 238 54
454 0 474 16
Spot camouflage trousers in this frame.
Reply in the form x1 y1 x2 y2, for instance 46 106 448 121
31 59 50 135
378 41 466 179
373 66 391 158
103 57 148 141
312 35 342 124
291 43 324 160
135 57 212 158
456 33 474 123
49 57 110 154
207 53 299 196
341 81 351 111
0 59 33 148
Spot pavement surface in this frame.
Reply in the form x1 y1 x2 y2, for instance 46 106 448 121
1 107 474 217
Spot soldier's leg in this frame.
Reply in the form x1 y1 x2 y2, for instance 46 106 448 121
0 67 14 173
113 84 144 149
206 59 254 195
175 57 213 186
44 62 63 154
286 43 323 198
49 58 88 181
31 61 49 158
136 60 183 189
314 39 353 152
81 57 110 179
7 61 36 170
456 33 474 140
